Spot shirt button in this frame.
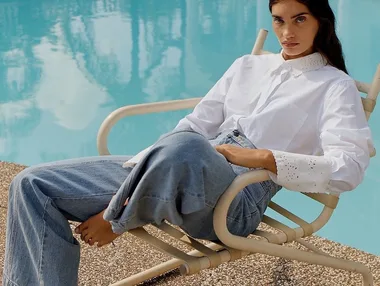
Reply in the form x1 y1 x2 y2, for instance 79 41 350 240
233 130 239 136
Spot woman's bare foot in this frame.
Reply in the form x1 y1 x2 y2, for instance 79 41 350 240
75 210 121 247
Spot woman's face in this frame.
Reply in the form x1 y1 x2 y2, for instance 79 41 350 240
271 0 319 60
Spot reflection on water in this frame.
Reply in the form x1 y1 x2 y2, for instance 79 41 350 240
0 0 380 254
0 0 259 164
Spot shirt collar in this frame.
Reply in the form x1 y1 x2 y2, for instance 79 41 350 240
275 50 328 77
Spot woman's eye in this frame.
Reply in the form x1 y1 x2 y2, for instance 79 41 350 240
295 16 306 23
273 17 284 24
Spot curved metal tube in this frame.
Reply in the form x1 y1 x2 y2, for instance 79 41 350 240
97 98 201 155
213 170 373 285
213 170 335 243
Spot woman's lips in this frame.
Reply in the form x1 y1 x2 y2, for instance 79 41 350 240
282 42 299 48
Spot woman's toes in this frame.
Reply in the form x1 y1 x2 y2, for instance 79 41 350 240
80 229 90 241
83 232 93 244
88 238 96 246
75 221 89 234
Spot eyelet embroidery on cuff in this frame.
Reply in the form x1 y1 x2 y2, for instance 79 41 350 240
271 150 330 192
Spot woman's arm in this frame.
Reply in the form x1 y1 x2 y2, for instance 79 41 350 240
215 145 277 174
268 80 373 193
123 57 244 167
175 57 244 139
217 80 374 194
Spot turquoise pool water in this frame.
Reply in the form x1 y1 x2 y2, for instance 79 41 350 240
1 0 379 254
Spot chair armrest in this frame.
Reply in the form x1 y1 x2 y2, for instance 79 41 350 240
213 169 270 243
97 97 202 155
213 169 337 246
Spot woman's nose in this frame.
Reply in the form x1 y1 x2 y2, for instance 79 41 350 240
283 26 295 39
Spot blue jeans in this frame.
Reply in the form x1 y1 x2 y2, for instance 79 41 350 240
3 129 281 286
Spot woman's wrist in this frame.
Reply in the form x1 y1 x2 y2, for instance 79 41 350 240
259 149 277 174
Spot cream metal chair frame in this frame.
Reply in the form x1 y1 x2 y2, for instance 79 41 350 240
97 29 380 286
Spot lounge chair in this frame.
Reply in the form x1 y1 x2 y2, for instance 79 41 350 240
97 29 380 286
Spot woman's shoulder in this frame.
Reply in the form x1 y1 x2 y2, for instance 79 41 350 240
317 65 361 104
319 64 355 85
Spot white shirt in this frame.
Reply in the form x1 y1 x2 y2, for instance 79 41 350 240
124 52 374 194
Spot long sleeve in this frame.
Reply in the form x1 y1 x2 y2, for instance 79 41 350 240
175 57 243 139
123 57 243 167
268 80 374 194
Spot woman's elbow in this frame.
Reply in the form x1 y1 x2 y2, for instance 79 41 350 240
329 158 367 193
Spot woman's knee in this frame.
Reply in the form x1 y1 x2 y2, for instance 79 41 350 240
154 130 216 164
9 166 47 201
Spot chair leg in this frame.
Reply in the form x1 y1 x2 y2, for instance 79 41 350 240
235 239 373 286
271 244 374 285
109 242 230 286
109 258 182 286
295 239 373 285
295 238 330 256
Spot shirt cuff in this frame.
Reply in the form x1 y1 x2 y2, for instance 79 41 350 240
268 149 332 193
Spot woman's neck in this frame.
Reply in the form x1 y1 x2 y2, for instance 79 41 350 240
282 47 315 60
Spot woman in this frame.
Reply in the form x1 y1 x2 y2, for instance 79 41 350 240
3 0 373 285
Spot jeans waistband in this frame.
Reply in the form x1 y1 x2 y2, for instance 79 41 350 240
210 129 256 149
211 129 282 197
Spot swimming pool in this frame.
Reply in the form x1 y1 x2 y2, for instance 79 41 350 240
1 0 379 254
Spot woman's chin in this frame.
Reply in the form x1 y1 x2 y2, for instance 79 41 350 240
282 47 311 60
282 46 313 60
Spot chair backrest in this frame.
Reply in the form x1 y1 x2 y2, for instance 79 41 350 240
252 29 380 157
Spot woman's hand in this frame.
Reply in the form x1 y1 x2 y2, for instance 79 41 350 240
215 144 277 174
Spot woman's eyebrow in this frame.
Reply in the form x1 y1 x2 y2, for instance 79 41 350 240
291 12 309 18
272 12 309 19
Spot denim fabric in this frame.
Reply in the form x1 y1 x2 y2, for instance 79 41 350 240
104 128 281 239
3 129 281 286
3 156 132 286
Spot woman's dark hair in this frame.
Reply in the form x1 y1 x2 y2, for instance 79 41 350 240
269 0 348 74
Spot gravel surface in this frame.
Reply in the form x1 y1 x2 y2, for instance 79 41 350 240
1 161 378 286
